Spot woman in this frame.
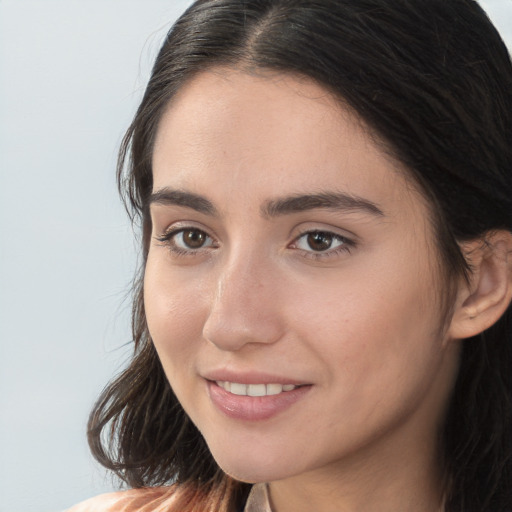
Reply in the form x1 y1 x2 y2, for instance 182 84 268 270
68 0 512 511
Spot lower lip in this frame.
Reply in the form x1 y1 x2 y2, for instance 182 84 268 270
207 381 311 421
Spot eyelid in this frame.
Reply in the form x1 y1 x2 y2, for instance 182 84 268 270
155 219 216 239
289 219 358 238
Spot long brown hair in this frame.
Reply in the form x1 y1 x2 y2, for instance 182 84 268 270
88 1 512 510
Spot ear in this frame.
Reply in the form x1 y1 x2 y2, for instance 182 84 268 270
448 230 512 340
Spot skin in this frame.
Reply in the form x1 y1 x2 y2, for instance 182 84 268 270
145 69 462 512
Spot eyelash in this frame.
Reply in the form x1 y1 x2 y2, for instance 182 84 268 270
155 227 217 257
155 227 355 260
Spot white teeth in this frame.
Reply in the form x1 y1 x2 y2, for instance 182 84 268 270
247 384 267 396
266 383 283 395
216 381 298 396
230 382 247 396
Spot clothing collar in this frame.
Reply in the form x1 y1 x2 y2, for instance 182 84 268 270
244 484 272 512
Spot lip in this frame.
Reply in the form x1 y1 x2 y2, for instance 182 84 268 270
206 379 312 421
202 369 308 386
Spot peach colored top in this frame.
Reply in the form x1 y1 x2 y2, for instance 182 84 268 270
66 483 271 512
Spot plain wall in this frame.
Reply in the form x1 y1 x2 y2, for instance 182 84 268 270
0 1 510 511
0 2 191 511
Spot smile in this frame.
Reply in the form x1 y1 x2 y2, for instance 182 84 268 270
207 379 311 421
215 381 298 396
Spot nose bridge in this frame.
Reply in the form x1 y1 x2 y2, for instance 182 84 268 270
202 244 284 351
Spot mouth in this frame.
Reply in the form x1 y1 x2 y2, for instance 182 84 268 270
206 378 311 421
215 381 300 396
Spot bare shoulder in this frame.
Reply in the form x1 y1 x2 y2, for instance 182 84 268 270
65 486 176 512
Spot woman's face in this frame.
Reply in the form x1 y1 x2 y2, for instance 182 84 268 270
145 69 460 485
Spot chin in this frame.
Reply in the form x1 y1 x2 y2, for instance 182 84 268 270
207 442 300 484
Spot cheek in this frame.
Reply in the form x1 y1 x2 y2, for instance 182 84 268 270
143 256 207 379
289 251 445 394
293 258 437 346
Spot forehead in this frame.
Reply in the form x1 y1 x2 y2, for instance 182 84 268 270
151 68 426 221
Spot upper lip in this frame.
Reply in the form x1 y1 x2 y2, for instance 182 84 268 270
202 369 309 386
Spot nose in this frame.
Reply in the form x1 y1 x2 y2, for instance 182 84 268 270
202 254 285 351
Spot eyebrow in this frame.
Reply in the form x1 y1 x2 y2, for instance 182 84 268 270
262 192 384 218
149 188 384 218
149 188 218 216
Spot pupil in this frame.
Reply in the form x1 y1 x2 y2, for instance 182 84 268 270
307 232 333 251
184 230 205 248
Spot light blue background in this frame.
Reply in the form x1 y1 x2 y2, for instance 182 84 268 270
0 1 510 511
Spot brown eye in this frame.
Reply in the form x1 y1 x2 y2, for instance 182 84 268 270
306 232 334 251
181 229 208 249
292 230 352 258
159 228 215 253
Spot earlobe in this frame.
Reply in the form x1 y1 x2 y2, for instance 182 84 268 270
448 231 512 340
